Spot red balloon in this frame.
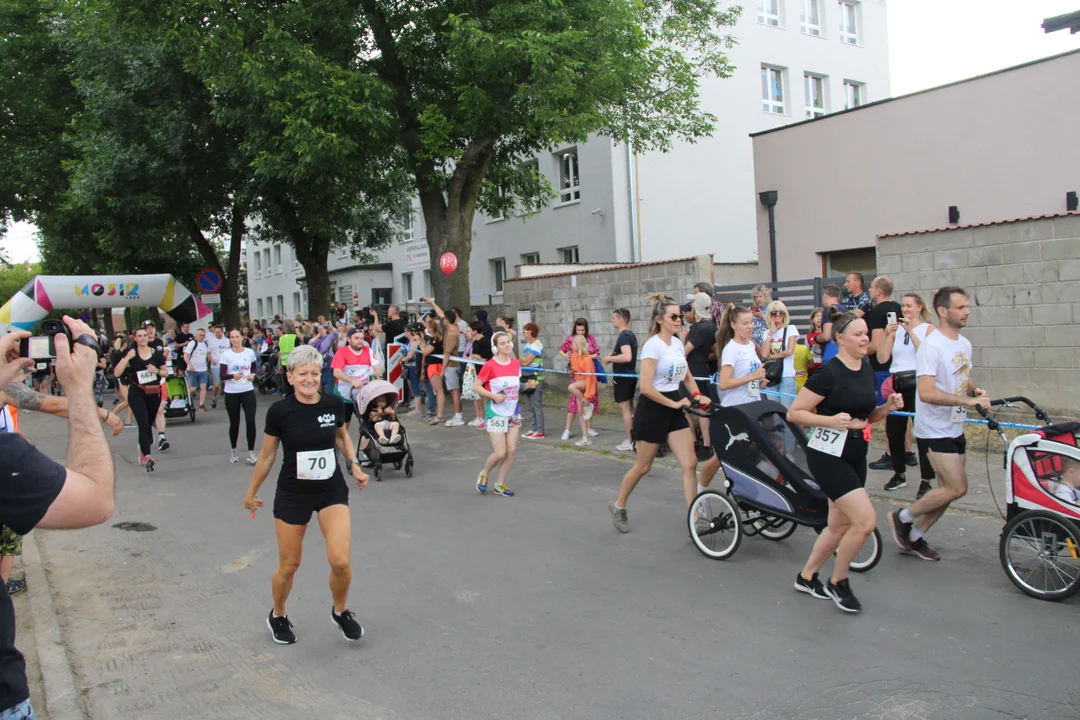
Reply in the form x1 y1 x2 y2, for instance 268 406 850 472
440 252 458 275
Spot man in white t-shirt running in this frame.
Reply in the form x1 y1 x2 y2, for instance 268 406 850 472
206 325 231 409
184 328 211 411
890 286 990 562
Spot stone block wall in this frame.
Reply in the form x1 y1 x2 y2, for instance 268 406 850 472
877 213 1080 414
502 255 714 394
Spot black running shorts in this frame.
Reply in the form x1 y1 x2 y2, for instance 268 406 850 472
632 390 690 445
613 377 638 404
273 484 349 526
917 436 966 455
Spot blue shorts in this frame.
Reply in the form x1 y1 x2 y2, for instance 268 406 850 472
0 700 36 720
188 370 210 388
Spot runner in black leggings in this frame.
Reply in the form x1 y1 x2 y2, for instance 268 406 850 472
113 328 166 472
787 312 903 613
220 329 260 464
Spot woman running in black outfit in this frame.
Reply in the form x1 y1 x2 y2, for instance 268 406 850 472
112 328 166 471
787 312 903 613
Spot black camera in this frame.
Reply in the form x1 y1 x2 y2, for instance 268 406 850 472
20 319 72 360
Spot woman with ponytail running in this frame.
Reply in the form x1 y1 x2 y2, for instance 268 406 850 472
113 328 166 471
608 294 711 533
221 329 260 464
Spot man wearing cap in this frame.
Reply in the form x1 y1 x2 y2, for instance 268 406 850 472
330 328 383 431
684 291 718 458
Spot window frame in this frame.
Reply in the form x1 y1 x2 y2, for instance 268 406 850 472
402 272 414 302
559 246 580 264
276 295 284 315
371 288 393 306
273 244 282 273
804 73 827 119
254 251 262 278
843 80 864 109
491 258 506 293
839 1 859 45
800 0 822 36
761 65 786 115
262 249 271 277
521 252 540 265
556 148 581 205
400 210 414 244
292 291 301 315
256 298 264 318
758 0 781 27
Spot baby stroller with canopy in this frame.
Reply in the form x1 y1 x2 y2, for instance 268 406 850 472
686 400 881 570
163 373 196 422
354 380 414 481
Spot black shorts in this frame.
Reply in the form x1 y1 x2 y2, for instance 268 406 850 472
340 401 355 425
918 435 967 455
806 440 869 501
274 484 349 526
613 377 638 404
632 391 690 445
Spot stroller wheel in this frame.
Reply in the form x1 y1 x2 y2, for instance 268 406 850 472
404 458 413 478
755 516 798 541
688 491 741 560
848 527 882 573
1000 510 1080 601
393 460 403 470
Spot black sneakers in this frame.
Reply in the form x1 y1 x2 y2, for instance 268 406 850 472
883 474 907 491
332 608 364 641
267 610 296 644
905 451 918 468
916 481 933 500
889 510 914 552
794 573 829 599
825 578 862 613
157 434 169 451
868 453 892 470
909 538 941 561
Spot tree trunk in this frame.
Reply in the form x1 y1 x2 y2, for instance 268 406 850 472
183 213 241 330
103 308 115 338
294 240 332 321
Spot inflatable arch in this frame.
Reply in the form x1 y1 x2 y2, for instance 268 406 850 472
0 274 213 332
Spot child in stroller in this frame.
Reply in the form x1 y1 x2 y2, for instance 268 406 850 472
366 395 401 446
355 380 414 480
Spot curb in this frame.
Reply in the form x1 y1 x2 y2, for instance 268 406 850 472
22 532 87 720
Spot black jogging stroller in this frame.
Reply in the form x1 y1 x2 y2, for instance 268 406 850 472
686 400 882 570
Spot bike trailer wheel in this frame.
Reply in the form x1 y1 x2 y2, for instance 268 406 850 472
756 516 798 541
999 510 1080 601
688 491 741 560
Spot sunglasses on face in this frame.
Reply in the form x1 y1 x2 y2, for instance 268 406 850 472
667 313 682 321
770 311 784 317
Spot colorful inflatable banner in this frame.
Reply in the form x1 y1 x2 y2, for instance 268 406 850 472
0 274 213 332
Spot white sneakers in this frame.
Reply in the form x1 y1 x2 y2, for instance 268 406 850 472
469 417 486 428
575 437 593 447
616 440 635 452
588 428 600 438
446 416 465 427
561 430 572 441
582 404 594 421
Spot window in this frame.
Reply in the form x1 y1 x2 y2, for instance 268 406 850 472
292 292 301 315
761 66 786 114
521 252 540 265
276 295 284 316
262 249 271 276
339 246 350 259
557 149 580 204
372 288 392 305
758 0 781 26
402 272 413 301
491 258 506 293
254 251 262 277
337 285 353 305
839 1 858 44
256 298 264 318
844 80 864 109
400 210 414 244
273 244 282 271
266 296 274 315
422 270 432 298
804 74 826 118
559 246 579 264
291 246 299 270
800 0 821 35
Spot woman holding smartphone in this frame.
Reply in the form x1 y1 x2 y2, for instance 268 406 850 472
877 292 937 497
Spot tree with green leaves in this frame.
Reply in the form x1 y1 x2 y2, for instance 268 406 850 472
193 0 739 311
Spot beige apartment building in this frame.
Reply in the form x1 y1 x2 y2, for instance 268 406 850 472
750 49 1080 281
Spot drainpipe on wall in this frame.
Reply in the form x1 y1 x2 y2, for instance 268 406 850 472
759 190 779 283
627 143 639 263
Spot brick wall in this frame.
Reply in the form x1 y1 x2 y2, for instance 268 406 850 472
876 213 1080 414
502 255 714 393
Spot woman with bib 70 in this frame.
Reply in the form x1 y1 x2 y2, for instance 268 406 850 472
787 312 903 614
243 345 369 645
608 293 711 534
473 331 534 497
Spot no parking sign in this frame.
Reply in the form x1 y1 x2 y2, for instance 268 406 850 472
196 268 223 294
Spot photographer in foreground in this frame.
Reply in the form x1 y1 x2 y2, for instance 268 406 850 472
0 316 117 720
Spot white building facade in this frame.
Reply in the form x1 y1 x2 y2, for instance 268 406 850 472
248 0 890 316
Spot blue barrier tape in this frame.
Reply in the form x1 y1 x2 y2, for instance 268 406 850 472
423 353 1045 431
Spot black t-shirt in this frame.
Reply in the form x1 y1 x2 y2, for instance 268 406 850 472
686 319 717 376
382 319 405 344
472 335 493 362
0 434 67 710
804 357 877 458
865 300 902 372
612 329 638 378
174 331 193 348
264 394 346 494
123 348 166 388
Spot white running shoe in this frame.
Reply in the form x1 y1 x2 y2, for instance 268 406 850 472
561 430 572 441
469 417 485 428
574 438 593 447
588 428 600 438
229 450 238 463
446 416 465 427
247 452 258 465
616 440 635 452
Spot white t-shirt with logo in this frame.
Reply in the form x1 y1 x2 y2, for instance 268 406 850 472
720 339 763 407
220 348 258 394
914 330 973 440
207 334 231 365
184 339 210 372
888 323 932 374
768 325 801 378
641 335 688 393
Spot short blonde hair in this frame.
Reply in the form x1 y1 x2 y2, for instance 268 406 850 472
287 344 323 371
572 334 588 356
765 300 790 328
752 285 773 306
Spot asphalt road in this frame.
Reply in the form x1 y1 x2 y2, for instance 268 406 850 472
20 397 1079 720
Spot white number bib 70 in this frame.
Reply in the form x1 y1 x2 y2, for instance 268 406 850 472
807 426 846 457
136 369 157 384
486 416 509 434
297 449 335 480
951 405 967 424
